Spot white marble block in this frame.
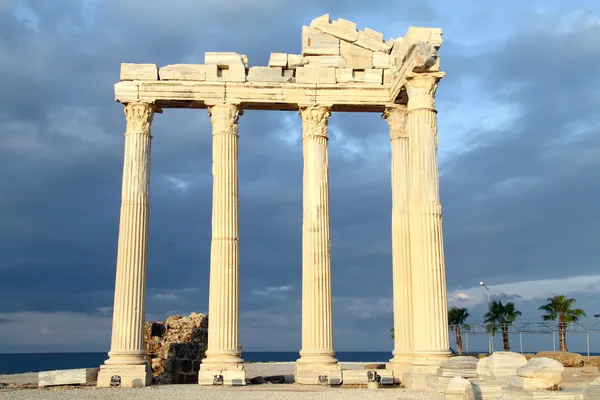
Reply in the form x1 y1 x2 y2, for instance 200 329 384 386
340 41 373 69
302 26 340 55
508 357 564 391
159 64 207 81
310 14 359 42
295 65 336 84
477 351 528 379
364 69 383 84
205 52 247 67
247 66 287 82
120 63 158 81
373 52 392 69
306 56 346 68
39 368 100 387
268 53 288 67
287 54 309 69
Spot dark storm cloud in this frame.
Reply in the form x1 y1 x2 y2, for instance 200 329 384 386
1 0 600 351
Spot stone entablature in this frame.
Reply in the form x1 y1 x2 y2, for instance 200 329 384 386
115 15 442 111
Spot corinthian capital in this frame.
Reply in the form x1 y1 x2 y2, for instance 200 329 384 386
124 102 157 135
299 105 331 139
382 105 408 140
405 75 439 111
208 104 242 134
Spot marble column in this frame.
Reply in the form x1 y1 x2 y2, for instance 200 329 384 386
296 105 340 385
405 75 450 373
97 102 158 388
199 103 246 386
383 105 414 374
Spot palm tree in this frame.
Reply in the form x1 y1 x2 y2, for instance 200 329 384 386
538 295 586 352
484 300 522 351
448 307 470 354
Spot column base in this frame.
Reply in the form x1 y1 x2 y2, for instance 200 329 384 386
402 351 451 389
295 360 341 385
97 363 150 388
387 352 413 384
198 362 245 386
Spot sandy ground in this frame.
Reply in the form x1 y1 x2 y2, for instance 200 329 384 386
0 363 598 399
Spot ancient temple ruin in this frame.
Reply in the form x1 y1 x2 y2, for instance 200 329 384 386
97 14 449 388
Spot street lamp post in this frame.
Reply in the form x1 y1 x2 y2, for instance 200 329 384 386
480 281 493 354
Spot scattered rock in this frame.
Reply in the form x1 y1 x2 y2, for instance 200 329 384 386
264 375 286 384
249 376 266 384
507 357 563 390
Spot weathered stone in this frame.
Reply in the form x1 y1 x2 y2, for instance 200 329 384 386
364 69 382 84
120 63 158 81
144 312 208 385
287 54 309 69
159 64 208 81
39 368 100 387
373 52 392 69
335 68 355 83
477 352 528 379
205 52 247 67
340 41 373 69
296 65 336 84
222 64 246 82
310 14 359 42
247 66 287 82
445 376 475 400
507 358 563 391
383 69 394 85
268 53 288 67
437 356 479 378
355 30 392 52
302 26 340 55
306 56 346 68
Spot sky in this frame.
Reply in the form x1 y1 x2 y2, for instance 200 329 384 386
1 0 600 355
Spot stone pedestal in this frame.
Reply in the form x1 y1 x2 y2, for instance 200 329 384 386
383 105 413 378
405 74 450 379
98 102 158 388
296 105 340 384
425 355 479 392
199 104 245 386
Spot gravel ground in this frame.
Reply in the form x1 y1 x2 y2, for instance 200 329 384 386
1 363 597 399
0 385 446 400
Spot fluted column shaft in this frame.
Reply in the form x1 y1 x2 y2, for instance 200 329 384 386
406 76 450 365
298 105 337 365
106 102 156 365
203 103 243 366
384 105 414 365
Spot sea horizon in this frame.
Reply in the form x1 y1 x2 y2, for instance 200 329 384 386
3 350 599 375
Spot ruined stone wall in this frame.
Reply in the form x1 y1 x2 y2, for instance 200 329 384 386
144 312 208 385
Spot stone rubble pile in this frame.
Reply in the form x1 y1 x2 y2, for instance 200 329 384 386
120 14 442 85
144 312 208 385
